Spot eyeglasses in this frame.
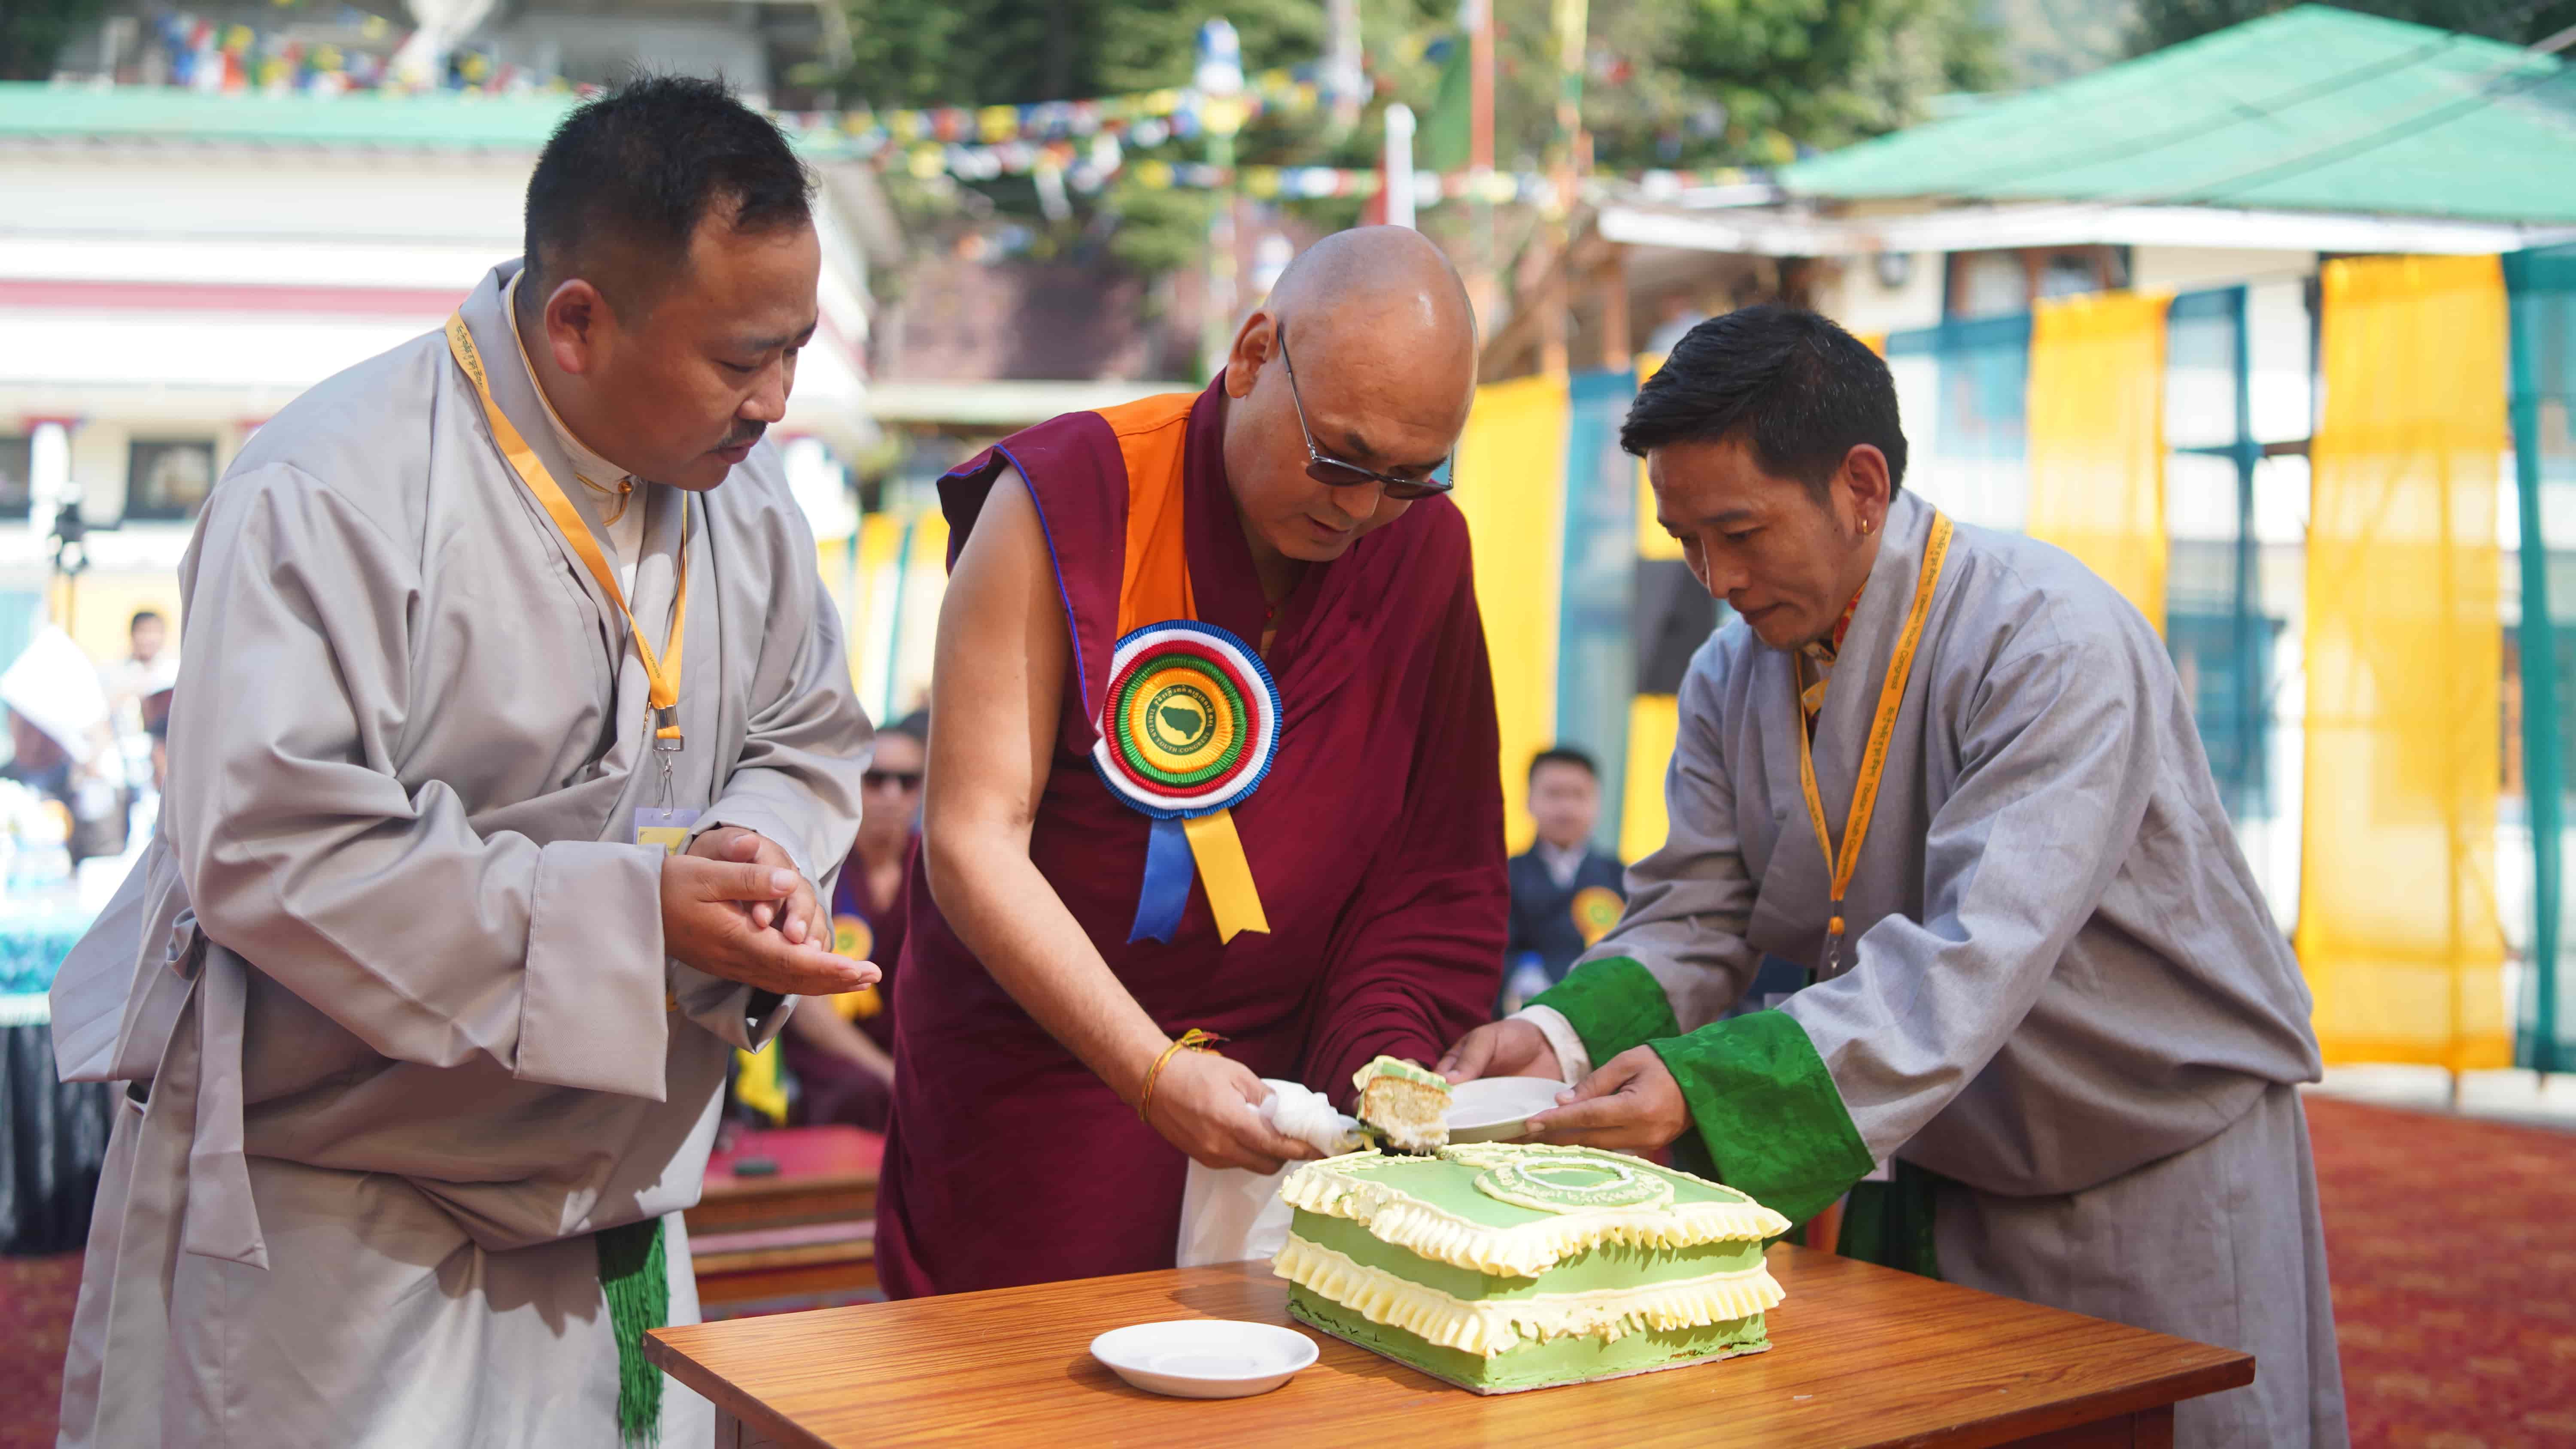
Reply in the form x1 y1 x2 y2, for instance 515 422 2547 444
863 769 923 792
1277 328 1454 501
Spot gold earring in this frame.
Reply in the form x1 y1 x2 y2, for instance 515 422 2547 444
1861 519 1874 535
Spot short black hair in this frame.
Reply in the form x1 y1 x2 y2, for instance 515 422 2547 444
522 75 814 318
130 609 164 630
1620 305 1907 498
1529 746 1599 783
885 709 930 746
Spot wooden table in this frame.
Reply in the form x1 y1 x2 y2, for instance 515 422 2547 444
648 1246 2252 1448
685 1126 884 1308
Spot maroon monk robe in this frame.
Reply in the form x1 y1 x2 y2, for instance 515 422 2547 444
876 380 1507 1297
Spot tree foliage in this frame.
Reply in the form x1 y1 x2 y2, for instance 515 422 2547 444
2128 0 2576 54
0 0 103 81
826 0 1998 275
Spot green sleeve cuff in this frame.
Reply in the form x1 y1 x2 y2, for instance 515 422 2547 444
1528 957 1680 1066
1647 1010 1876 1229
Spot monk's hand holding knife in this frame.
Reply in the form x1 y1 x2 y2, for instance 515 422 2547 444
1139 1046 1324 1174
1523 1046 1691 1153
660 849 880 997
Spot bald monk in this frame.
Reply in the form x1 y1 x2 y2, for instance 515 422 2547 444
878 227 1509 1294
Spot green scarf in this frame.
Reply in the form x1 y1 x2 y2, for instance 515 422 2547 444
595 1217 668 1448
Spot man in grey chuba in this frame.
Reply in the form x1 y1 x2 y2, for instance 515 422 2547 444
51 78 877 1447
1444 306 2343 1449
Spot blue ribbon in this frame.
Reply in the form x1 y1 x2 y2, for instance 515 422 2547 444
1128 815 1197 944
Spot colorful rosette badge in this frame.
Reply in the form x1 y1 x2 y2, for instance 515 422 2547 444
1092 619 1280 944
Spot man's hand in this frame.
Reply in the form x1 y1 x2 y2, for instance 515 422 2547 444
1142 1049 1325 1173
1437 1018 1565 1085
1523 1045 1692 1152
661 854 879 996
689 827 821 945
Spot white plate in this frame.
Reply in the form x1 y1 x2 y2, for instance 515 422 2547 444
1445 1075 1571 1143
1089 1319 1318 1398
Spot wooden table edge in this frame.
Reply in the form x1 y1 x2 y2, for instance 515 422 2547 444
647 1255 2263 1449
649 1329 834 1449
644 1327 2254 1449
1895 1353 2254 1449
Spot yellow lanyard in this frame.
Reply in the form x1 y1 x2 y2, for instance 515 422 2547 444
1795 511 1951 977
444 311 690 752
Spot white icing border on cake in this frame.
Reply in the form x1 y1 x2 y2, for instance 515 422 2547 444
1273 1235 1785 1357
1279 1149 1793 1277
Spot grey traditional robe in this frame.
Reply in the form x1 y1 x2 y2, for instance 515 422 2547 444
49 260 872 1448
1526 489 2344 1448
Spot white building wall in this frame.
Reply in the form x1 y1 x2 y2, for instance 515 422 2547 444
2132 244 2317 297
1814 251 1946 337
0 138 875 661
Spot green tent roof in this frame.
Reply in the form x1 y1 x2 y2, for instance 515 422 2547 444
1778 5 2576 224
0 84 860 157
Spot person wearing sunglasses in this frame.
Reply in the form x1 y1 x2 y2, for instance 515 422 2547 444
773 710 928 1132
878 225 1507 1298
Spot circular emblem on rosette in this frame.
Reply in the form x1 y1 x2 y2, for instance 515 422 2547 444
1091 620 1281 819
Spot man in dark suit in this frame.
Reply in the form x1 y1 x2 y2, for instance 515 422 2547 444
1500 746 1627 1014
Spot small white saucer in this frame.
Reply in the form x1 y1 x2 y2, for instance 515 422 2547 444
1089 1319 1318 1398
1446 1075 1571 1143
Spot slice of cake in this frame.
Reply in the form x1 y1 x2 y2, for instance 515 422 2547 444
1351 1055 1452 1153
1273 1142 1790 1394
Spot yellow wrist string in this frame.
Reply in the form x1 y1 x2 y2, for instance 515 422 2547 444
1136 1028 1226 1122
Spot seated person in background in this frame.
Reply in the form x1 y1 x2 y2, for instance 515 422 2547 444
1500 746 1626 1014
779 709 926 1131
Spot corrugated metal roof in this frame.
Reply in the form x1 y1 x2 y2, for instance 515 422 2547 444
1778 6 2576 224
0 84 582 151
0 84 860 157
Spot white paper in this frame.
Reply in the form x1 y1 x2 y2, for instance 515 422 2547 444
1173 1079 1362 1267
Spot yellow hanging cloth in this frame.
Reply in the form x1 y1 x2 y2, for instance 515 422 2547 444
2298 254 2512 1071
2023 290 2172 634
1450 373 1570 855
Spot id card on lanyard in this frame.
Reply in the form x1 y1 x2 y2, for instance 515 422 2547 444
444 309 695 826
1789 513 1951 1183
634 806 703 857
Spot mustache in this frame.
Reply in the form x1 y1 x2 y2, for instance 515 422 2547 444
722 422 767 451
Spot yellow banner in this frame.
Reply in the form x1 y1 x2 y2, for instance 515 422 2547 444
2024 290 2172 634
2298 253 2512 1070
1452 373 1571 855
1620 693 1680 866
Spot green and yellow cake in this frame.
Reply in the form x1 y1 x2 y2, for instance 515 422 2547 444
1273 1143 1790 1394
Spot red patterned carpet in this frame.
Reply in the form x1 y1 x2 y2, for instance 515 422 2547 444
0 1096 2567 1446
0 1251 78 1448
2304 1094 2576 1448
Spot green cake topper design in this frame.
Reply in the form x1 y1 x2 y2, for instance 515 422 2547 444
1279 1143 1793 1279
1471 1153 1675 1215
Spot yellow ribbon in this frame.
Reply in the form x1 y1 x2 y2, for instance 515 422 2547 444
1795 511 1952 978
444 311 690 747
1183 809 1270 943
733 1040 790 1128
